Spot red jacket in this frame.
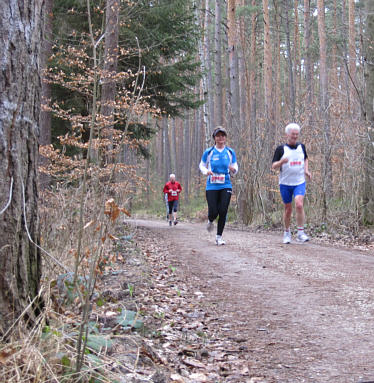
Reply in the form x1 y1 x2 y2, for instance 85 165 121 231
163 181 182 201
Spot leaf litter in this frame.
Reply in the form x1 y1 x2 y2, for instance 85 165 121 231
82 222 260 383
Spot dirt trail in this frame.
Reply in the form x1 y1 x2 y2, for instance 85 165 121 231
129 218 374 383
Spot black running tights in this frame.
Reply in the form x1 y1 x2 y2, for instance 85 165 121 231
206 188 232 236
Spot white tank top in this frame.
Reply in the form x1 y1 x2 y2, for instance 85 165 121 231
279 144 305 186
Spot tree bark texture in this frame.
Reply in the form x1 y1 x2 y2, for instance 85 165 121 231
214 0 223 127
317 0 332 216
0 0 44 335
294 0 301 108
227 0 241 133
249 0 258 145
101 0 119 118
284 0 295 120
263 0 275 151
348 0 356 111
204 0 215 131
303 0 313 110
39 0 53 189
363 0 374 224
101 0 119 164
183 113 191 203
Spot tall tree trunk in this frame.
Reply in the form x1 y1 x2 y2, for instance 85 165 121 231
317 0 332 218
274 0 281 134
304 0 313 111
249 0 258 145
183 113 190 203
294 0 300 109
199 39 210 146
177 118 184 182
227 0 241 133
348 0 356 112
363 0 374 224
101 0 119 163
163 118 171 182
341 0 351 113
0 0 44 335
214 0 223 127
171 118 177 173
263 0 274 142
204 0 215 130
39 0 53 189
159 124 164 178
194 107 202 192
238 0 247 140
284 0 295 120
330 0 339 100
197 4 211 146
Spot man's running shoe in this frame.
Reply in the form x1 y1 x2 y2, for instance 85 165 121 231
296 232 309 242
216 235 225 246
173 220 178 225
206 221 214 232
169 220 172 227
283 231 292 244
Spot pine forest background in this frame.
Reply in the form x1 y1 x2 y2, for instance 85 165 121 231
39 0 374 236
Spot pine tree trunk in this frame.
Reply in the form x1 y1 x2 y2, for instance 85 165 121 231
331 0 339 100
294 0 300 106
227 0 240 133
363 0 374 224
304 0 313 109
348 0 356 112
214 0 223 127
177 119 184 182
163 118 171 182
317 0 332 218
171 118 177 173
249 0 258 145
101 0 119 163
204 0 215 130
238 0 247 140
274 1 281 135
284 0 295 120
39 0 53 189
0 0 44 335
263 0 274 142
183 113 191 203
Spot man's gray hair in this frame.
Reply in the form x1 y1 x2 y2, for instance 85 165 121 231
169 173 176 178
285 123 301 134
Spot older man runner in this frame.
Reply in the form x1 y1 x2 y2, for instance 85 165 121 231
163 174 182 226
272 123 312 244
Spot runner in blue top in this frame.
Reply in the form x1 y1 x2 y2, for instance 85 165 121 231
199 126 238 245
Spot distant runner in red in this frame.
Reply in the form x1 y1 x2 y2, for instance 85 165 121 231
163 174 182 226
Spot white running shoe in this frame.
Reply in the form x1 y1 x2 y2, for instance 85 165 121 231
206 221 214 232
283 231 292 244
296 232 309 242
216 235 225 246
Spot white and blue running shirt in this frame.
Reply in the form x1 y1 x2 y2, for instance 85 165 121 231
272 143 307 186
199 146 238 190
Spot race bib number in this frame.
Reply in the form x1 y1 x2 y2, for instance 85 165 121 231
171 190 178 196
210 173 225 184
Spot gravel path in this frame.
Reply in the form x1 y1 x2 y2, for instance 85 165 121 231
129 218 374 383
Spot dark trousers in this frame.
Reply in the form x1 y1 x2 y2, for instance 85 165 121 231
206 188 232 236
168 200 179 214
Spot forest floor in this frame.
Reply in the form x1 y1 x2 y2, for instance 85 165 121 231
100 217 374 383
